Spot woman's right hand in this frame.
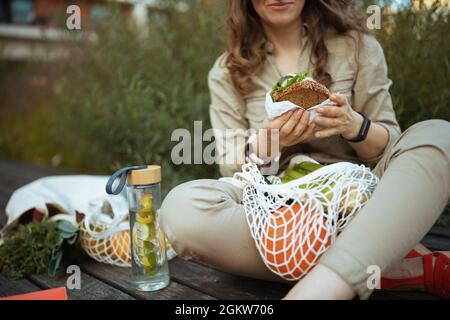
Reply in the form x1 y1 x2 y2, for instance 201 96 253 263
256 109 316 158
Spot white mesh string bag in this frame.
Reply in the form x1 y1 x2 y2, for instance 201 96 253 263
233 162 379 280
79 199 131 267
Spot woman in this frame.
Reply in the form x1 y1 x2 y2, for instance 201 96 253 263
161 0 450 299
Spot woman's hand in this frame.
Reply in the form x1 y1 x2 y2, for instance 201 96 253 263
256 109 316 158
314 94 363 140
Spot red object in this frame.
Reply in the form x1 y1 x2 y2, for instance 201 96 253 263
403 243 433 259
0 287 68 300
381 249 450 299
31 209 46 223
404 247 423 259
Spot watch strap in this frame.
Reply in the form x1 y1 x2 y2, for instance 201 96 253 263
342 112 371 143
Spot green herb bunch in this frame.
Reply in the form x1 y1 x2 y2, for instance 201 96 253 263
0 219 78 279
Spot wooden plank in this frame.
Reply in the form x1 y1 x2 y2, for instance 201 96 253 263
169 257 292 300
28 267 136 300
0 189 9 201
421 234 450 251
429 226 450 238
0 274 42 298
0 200 7 227
0 160 449 301
0 160 67 182
172 259 439 300
0 184 21 200
77 257 216 300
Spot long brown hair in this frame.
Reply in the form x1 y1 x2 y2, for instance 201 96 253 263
225 0 370 95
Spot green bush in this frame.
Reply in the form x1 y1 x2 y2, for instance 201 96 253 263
52 1 225 192
375 0 450 128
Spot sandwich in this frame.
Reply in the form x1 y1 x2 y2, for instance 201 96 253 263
270 72 330 110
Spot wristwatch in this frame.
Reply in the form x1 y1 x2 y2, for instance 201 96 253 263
341 112 371 143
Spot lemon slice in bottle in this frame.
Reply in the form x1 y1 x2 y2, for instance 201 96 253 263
135 223 149 240
137 214 154 224
139 194 153 212
135 222 157 241
142 241 154 255
142 253 157 268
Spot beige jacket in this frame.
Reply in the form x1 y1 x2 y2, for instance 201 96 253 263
208 32 401 177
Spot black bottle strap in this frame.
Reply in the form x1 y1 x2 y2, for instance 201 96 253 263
105 165 147 195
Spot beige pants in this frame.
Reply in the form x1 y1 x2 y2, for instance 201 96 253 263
160 120 450 299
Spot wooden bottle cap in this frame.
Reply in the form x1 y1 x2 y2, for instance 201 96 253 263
127 165 161 185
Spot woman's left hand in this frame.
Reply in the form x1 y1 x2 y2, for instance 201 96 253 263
314 93 363 140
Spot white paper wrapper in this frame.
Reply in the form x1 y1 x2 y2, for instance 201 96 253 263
265 92 332 124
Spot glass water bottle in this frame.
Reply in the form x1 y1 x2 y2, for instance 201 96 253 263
126 165 170 291
105 164 170 292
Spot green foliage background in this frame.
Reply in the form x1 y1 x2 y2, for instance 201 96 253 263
0 0 449 212
55 2 225 190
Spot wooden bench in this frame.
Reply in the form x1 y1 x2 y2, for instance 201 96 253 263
0 160 449 300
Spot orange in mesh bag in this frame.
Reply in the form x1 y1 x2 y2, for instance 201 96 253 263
234 162 378 281
78 199 132 267
260 203 332 279
80 220 131 267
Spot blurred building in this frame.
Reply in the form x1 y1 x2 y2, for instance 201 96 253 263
0 0 179 26
0 0 182 60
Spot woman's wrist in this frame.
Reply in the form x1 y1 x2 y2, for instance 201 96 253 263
341 111 364 141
